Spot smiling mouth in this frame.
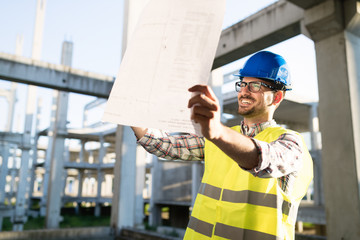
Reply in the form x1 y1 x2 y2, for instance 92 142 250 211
239 98 254 105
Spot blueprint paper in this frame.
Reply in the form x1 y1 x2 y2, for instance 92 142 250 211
102 0 226 134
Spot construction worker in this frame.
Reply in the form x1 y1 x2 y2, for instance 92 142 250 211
131 51 313 239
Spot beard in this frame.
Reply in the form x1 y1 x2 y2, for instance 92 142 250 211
238 107 256 117
237 96 258 117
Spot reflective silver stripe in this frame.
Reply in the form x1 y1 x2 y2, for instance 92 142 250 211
214 222 282 240
222 189 293 216
188 217 283 240
282 200 291 216
198 182 221 200
198 183 294 218
187 216 214 237
283 200 298 223
222 189 278 208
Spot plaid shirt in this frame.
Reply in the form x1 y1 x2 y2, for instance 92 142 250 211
137 120 303 194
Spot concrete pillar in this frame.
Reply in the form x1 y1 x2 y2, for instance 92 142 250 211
94 172 103 217
28 99 42 211
62 173 68 197
0 144 10 230
40 90 57 217
95 137 105 217
12 84 37 231
316 30 360 239
110 0 150 234
149 156 162 226
9 8 40 226
31 0 46 60
75 170 84 215
61 41 73 67
309 103 324 206
79 140 86 162
191 162 202 207
111 126 138 232
31 0 47 218
304 1 360 238
0 144 10 204
77 170 84 198
45 41 72 229
5 84 17 132
135 146 146 226
45 90 68 228
9 150 17 197
0 83 16 134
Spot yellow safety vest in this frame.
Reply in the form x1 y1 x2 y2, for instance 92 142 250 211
184 126 313 240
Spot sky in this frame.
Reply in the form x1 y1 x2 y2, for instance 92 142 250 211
0 0 318 133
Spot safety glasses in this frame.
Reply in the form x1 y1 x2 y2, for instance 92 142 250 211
235 81 276 93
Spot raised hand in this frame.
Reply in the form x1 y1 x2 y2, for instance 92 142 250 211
188 84 224 140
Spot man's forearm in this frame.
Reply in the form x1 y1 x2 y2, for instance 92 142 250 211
131 126 148 139
136 129 205 161
211 125 259 170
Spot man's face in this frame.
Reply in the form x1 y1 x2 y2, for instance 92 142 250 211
237 77 276 118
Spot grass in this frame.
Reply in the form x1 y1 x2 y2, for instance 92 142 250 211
60 215 110 228
2 215 110 231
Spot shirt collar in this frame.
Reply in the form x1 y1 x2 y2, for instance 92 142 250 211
240 119 277 137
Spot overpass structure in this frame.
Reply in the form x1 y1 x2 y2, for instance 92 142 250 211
0 0 359 239
0 52 114 98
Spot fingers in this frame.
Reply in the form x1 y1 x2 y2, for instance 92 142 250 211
191 112 210 125
188 84 219 109
188 84 217 102
188 84 219 122
188 85 222 140
188 94 218 110
191 105 216 119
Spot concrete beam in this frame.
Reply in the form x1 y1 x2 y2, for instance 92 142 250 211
63 162 115 169
38 128 116 142
286 0 326 9
0 205 14 217
0 52 114 98
213 0 305 69
0 132 22 145
304 0 344 42
62 196 112 204
344 0 360 37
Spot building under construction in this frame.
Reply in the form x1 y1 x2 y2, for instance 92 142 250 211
0 0 360 240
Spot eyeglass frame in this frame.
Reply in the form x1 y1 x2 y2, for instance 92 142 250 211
235 80 277 93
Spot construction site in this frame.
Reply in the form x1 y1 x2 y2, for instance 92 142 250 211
0 0 359 239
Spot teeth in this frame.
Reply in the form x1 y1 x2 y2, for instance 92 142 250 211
241 99 252 104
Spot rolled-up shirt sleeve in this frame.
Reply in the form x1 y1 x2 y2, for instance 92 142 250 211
246 132 304 178
137 128 205 161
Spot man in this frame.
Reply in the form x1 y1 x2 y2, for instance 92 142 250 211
131 51 313 240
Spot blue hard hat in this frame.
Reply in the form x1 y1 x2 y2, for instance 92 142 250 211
235 51 292 91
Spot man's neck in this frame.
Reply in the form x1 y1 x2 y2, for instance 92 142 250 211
243 116 273 126
240 119 277 137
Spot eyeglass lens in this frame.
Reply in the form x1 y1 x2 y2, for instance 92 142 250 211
235 82 261 93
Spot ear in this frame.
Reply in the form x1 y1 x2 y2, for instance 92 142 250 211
273 91 284 105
